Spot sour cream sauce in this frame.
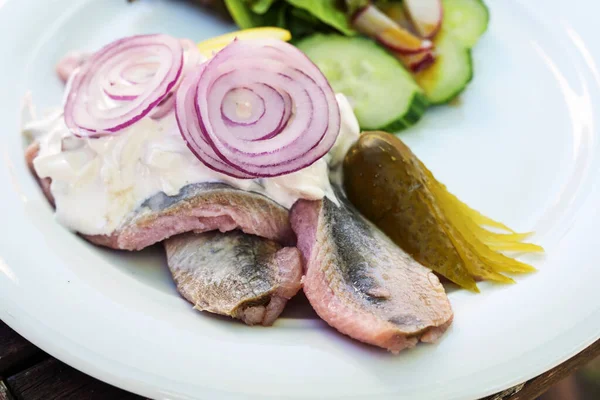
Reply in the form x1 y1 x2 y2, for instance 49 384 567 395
24 93 360 235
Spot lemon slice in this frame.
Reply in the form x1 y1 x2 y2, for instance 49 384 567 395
197 27 292 58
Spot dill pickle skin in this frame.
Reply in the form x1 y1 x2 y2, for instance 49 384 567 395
343 131 478 291
343 131 541 291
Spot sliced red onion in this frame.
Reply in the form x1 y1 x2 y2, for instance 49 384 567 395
176 67 254 179
121 62 160 84
176 39 341 178
150 92 176 120
64 34 184 137
151 39 203 120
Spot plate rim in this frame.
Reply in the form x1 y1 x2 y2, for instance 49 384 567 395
1 0 600 399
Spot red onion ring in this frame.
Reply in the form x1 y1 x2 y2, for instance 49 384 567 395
176 67 255 179
64 34 184 137
176 39 341 178
150 92 176 120
150 39 203 120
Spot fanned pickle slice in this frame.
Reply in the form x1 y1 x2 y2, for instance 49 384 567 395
432 184 536 275
429 175 543 253
343 131 543 291
429 182 538 274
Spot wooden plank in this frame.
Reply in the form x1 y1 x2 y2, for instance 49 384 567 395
482 339 600 400
5 358 144 400
0 322 46 378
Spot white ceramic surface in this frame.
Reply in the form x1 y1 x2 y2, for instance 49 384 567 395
1 0 599 399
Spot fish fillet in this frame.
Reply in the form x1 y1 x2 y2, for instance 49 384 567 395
290 196 453 353
165 231 302 326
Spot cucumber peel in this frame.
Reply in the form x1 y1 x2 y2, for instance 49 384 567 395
414 29 473 105
297 34 428 132
411 0 489 104
442 0 489 49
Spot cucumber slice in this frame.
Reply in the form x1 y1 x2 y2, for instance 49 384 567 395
296 34 428 131
414 29 472 104
413 1 486 104
442 0 489 48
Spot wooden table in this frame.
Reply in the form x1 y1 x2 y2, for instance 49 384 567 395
0 320 597 400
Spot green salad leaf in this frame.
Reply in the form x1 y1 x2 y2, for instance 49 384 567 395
247 0 279 14
345 0 370 16
284 0 355 36
224 0 259 29
224 0 356 37
286 7 333 38
224 0 286 29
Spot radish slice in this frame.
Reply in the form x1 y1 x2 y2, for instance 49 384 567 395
397 51 436 73
378 2 417 33
404 0 444 39
176 39 341 179
353 5 432 54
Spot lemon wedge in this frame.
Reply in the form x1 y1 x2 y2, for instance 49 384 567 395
197 27 292 58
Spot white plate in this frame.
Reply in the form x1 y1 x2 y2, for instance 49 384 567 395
1 0 599 399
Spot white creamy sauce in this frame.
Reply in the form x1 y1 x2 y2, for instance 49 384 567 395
24 93 360 236
328 94 360 167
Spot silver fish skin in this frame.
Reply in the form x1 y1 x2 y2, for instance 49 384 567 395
165 231 302 326
290 195 454 353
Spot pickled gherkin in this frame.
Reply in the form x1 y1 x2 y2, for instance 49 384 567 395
343 131 542 292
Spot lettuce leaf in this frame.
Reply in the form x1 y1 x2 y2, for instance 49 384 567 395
224 0 355 37
224 0 258 29
286 7 333 38
284 0 355 36
224 0 286 29
248 0 279 14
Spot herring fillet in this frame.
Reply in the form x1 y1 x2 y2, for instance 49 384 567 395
27 138 453 347
25 142 294 250
291 197 454 353
165 231 302 326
